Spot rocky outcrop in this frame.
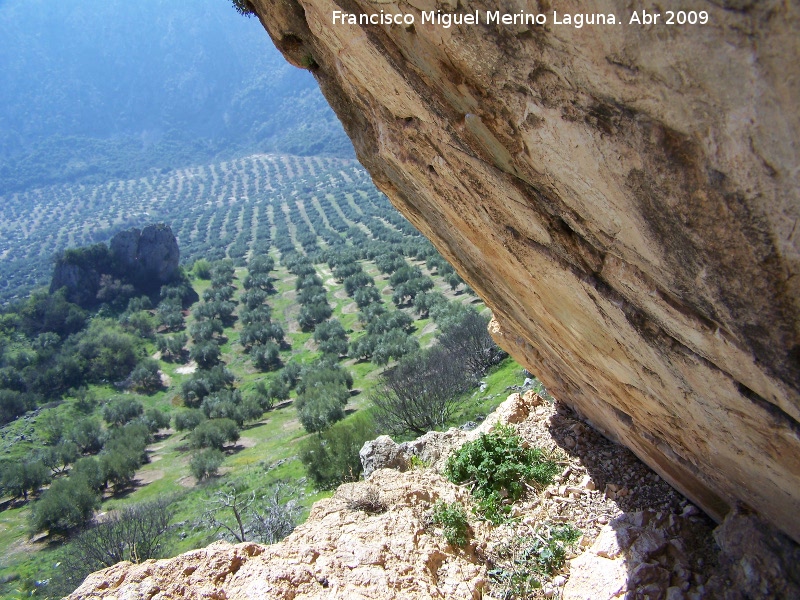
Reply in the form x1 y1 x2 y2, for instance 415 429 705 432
49 261 103 307
50 224 180 306
69 469 487 599
248 0 800 542
70 391 800 599
361 390 537 477
109 224 180 287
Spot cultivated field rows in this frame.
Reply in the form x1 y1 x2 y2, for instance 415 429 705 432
0 154 376 303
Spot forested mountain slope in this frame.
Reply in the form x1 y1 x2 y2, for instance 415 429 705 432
0 0 352 194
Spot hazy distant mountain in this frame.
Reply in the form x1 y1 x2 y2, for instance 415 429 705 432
0 0 352 193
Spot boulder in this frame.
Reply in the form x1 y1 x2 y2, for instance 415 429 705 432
110 224 180 286
359 435 408 478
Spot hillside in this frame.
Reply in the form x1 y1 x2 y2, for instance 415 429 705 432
0 154 369 302
0 161 526 596
0 0 352 194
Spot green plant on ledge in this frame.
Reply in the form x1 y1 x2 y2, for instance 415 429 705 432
230 0 256 17
431 500 470 548
444 425 558 523
300 53 319 70
409 455 430 470
488 522 582 599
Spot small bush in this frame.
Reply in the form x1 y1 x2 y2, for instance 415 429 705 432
190 448 224 481
174 408 206 431
128 359 163 393
193 259 212 279
190 418 240 450
102 397 144 427
344 485 385 514
445 425 558 523
431 500 469 547
141 408 170 433
29 476 99 535
295 384 348 433
488 523 581 598
55 498 174 593
230 0 255 17
299 411 376 489
251 342 281 371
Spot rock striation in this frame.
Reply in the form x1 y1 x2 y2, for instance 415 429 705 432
248 0 800 542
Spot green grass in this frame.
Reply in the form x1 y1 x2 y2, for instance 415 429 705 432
449 356 526 426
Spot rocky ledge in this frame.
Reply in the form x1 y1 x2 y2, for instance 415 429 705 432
69 392 799 599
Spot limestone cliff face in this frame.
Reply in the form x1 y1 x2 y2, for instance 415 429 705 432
249 0 800 541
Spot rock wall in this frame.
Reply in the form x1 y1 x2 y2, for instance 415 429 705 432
51 224 180 306
109 224 180 286
248 0 800 542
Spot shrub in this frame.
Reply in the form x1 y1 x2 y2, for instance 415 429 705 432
369 328 419 365
0 460 51 501
299 412 376 489
314 319 348 357
247 481 302 544
353 286 381 308
99 449 140 491
295 385 348 433
247 255 275 275
156 333 187 361
241 288 268 310
431 501 469 547
190 448 224 481
251 342 281 371
56 498 174 592
39 441 79 474
190 319 224 342
193 259 212 279
68 418 105 454
75 319 141 382
104 421 150 463
141 408 171 433
444 425 558 523
250 381 276 411
180 365 235 407
120 309 157 339
128 359 163 393
29 476 99 535
174 408 206 431
437 308 503 378
230 0 256 17
190 340 222 369
278 360 302 389
102 397 144 427
72 457 105 492
296 360 353 394
371 345 466 435
0 389 29 425
201 389 243 419
488 523 581 598
190 418 240 450
297 302 332 331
